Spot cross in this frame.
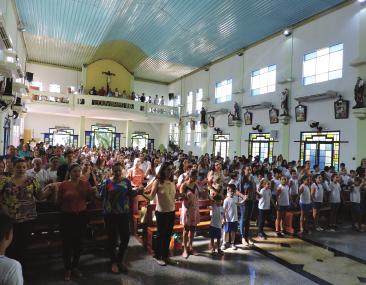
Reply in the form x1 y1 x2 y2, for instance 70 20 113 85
102 70 115 93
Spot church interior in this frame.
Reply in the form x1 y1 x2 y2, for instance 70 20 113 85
0 0 366 284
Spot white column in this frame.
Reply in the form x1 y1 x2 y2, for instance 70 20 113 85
126 120 133 147
79 116 85 147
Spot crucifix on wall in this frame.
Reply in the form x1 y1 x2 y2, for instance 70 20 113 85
102 70 115 93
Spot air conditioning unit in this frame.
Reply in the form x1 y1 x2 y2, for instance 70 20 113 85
0 12 13 50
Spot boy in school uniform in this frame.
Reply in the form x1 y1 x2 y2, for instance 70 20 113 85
0 213 23 285
221 184 239 250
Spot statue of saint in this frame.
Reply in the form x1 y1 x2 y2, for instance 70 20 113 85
353 77 365 109
233 102 241 120
280 88 289 116
200 107 207 124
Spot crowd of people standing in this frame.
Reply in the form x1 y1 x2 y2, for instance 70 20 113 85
0 141 366 283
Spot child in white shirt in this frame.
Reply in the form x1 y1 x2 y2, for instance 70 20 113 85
275 176 290 237
328 174 342 231
257 179 273 239
209 194 224 255
350 177 365 232
222 184 239 250
0 213 23 285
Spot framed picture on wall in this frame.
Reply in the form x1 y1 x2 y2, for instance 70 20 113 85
228 113 234 126
295 104 307 122
244 110 253 125
208 115 215 128
334 96 349 119
269 107 279 124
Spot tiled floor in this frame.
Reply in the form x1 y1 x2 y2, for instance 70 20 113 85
23 224 366 285
303 224 366 262
24 236 317 285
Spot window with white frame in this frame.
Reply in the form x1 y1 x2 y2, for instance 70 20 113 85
303 43 343 85
185 122 191 145
49 84 61 93
195 123 201 146
251 65 276 96
186 91 193 114
169 123 179 145
195 88 203 113
215 79 232 103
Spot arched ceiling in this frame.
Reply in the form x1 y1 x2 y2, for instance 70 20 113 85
16 0 347 83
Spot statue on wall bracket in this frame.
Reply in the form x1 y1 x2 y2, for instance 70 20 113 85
353 77 365 109
200 107 207 124
233 102 242 121
280 88 290 116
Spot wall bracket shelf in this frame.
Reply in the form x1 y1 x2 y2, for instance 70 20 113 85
349 57 366 67
207 108 229 114
241 102 272 110
294 91 338 103
277 77 294 85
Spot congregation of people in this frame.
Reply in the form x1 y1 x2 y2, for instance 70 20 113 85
1 140 366 283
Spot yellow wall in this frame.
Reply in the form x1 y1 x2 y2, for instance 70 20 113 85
86 59 132 93
23 128 32 142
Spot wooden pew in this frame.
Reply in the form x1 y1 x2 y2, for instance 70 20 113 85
145 200 211 255
285 205 332 234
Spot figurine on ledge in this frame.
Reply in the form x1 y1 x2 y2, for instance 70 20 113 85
200 107 207 124
280 88 289 116
233 102 241 121
353 77 365 109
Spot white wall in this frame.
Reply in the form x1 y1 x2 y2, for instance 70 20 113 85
26 63 82 94
24 113 169 148
171 2 362 169
134 80 169 99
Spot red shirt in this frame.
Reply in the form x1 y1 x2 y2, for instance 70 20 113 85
58 180 92 213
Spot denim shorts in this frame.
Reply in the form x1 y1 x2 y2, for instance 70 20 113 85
224 221 238 233
278 206 289 212
312 202 322 210
331 203 340 210
209 226 222 239
351 202 361 214
300 203 312 212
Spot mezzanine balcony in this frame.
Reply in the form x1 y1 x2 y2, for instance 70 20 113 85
25 90 179 122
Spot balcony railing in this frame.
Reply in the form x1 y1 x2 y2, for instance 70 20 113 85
26 90 179 118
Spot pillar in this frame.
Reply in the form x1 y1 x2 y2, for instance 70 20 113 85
126 120 133 147
79 116 85 147
281 124 290 160
0 113 4 155
356 6 366 161
278 33 294 161
200 124 208 154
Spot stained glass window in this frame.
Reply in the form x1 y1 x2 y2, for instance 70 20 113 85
299 131 340 171
248 133 274 163
90 125 117 149
213 134 230 158
48 128 75 146
131 133 149 150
